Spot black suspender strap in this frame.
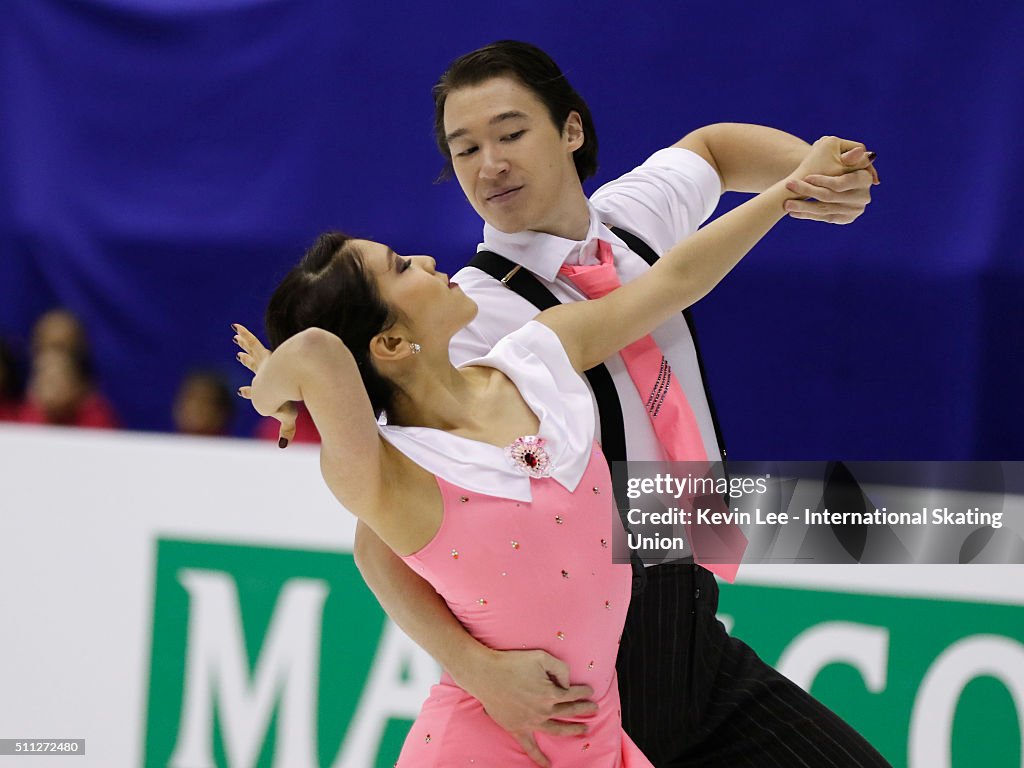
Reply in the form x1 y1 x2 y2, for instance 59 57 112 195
468 249 629 468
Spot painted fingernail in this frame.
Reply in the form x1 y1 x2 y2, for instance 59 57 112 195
279 437 289 449
231 323 238 332
866 151 877 161
236 387 243 396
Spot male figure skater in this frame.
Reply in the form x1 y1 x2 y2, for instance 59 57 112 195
354 41 888 767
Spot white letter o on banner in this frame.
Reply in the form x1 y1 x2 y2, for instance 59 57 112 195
909 635 1024 768
776 621 889 693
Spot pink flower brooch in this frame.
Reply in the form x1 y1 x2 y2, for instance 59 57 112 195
504 435 552 479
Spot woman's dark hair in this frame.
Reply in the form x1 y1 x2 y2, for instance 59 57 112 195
265 232 399 418
432 40 599 183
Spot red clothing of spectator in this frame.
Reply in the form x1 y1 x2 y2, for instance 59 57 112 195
18 391 119 429
255 402 320 444
0 399 21 422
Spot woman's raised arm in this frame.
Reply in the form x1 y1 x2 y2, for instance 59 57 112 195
236 324 389 521
539 136 874 372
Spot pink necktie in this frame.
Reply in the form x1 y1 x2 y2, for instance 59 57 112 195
560 240 747 582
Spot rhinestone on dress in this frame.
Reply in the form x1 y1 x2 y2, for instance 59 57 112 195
561 569 569 579
554 515 563 524
582 743 591 751
556 631 565 640
425 734 431 744
600 539 608 548
511 540 520 550
592 486 600 494
587 660 594 670
604 600 611 609
459 496 469 503
504 435 552 478
477 598 488 605
451 549 459 559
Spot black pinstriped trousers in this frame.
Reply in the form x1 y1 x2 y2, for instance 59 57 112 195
615 563 893 767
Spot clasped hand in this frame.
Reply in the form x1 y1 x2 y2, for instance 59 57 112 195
785 136 879 224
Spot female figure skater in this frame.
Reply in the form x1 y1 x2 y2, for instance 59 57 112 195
234 137 865 766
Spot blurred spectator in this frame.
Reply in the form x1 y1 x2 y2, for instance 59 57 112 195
18 348 119 429
173 371 234 437
31 308 89 357
0 338 24 421
255 402 321 444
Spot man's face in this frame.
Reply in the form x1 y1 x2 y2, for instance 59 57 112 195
443 76 584 235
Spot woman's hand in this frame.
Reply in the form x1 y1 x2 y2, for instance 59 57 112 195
232 323 297 447
791 136 869 178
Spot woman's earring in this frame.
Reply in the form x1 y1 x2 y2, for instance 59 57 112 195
409 342 422 355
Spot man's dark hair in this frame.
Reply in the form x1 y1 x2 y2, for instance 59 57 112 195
432 40 598 183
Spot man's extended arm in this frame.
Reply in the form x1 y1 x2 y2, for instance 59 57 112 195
677 123 878 223
353 520 596 768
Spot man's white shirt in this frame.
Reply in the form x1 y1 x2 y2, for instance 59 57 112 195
449 147 724 464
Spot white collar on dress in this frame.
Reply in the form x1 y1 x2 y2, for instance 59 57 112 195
378 322 595 502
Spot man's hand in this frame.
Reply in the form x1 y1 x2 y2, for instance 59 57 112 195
455 647 597 768
785 139 880 225
232 323 297 446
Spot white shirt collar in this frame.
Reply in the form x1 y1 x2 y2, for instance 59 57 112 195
480 202 625 281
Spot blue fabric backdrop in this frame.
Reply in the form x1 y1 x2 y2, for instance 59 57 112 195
2 0 1021 458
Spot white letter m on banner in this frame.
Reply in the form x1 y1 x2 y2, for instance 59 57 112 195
169 569 329 768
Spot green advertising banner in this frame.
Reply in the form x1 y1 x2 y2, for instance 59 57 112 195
144 538 1023 767
719 583 1023 768
145 539 415 767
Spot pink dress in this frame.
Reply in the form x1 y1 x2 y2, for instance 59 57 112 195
379 322 651 767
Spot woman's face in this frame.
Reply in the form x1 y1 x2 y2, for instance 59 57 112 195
355 239 477 345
